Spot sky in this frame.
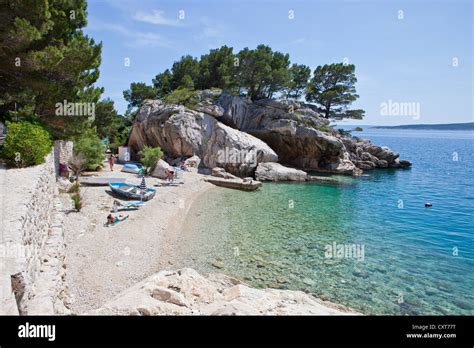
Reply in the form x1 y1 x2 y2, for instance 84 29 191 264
83 0 473 126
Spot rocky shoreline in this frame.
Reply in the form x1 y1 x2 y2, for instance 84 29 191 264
94 268 359 315
129 89 411 181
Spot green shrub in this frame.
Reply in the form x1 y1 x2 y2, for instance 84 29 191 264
318 125 333 133
2 121 52 167
164 88 199 109
67 182 81 194
353 127 363 132
338 128 353 137
74 130 105 171
71 193 83 212
139 145 163 175
337 128 352 137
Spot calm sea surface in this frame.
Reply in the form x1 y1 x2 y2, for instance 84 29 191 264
175 129 474 315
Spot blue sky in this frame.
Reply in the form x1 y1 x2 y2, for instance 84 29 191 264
84 0 473 125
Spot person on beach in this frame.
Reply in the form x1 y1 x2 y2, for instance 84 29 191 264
108 153 115 171
165 168 175 183
106 214 115 226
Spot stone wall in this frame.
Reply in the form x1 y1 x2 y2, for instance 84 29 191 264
53 140 73 177
0 150 69 315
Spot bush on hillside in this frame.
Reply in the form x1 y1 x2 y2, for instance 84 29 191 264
2 121 52 167
164 88 199 109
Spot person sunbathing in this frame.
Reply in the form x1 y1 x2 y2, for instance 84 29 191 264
106 214 115 226
106 214 129 227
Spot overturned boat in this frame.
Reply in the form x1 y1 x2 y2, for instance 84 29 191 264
121 163 143 174
109 182 156 201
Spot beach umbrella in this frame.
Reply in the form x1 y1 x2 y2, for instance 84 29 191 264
140 176 147 191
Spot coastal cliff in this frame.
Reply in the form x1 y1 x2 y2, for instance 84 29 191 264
128 89 411 179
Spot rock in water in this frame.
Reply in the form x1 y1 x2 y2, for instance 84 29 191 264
255 162 307 181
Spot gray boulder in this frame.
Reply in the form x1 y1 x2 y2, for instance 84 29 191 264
129 100 278 177
255 162 308 181
216 92 361 175
151 159 172 179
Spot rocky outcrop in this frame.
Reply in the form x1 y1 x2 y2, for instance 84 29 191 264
128 100 278 177
129 90 410 177
341 138 412 170
94 268 358 315
215 92 361 175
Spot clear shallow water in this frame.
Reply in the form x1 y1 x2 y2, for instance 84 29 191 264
175 129 474 315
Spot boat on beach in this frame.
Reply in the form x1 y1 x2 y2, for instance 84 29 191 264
109 182 156 201
204 177 262 191
121 163 143 174
80 177 126 186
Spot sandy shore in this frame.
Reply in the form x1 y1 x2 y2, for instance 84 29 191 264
61 162 215 313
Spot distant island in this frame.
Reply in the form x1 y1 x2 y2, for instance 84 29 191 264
373 122 474 131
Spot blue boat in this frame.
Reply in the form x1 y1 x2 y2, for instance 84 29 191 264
121 163 143 174
109 182 156 201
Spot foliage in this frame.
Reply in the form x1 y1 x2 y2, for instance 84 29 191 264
338 128 353 137
153 69 173 98
0 0 103 138
306 63 365 120
74 130 104 171
353 126 363 131
286 64 311 99
123 82 157 109
125 45 365 120
138 145 163 175
2 121 52 167
170 55 200 90
67 182 81 194
197 46 236 91
69 153 86 181
164 88 199 108
93 98 130 150
71 193 83 212
318 125 334 133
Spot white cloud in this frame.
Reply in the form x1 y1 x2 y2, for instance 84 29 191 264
133 10 181 26
290 38 306 45
87 19 170 48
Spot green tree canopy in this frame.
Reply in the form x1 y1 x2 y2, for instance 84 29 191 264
0 0 103 137
125 46 365 120
170 55 200 90
153 69 173 98
306 63 365 119
286 64 311 100
93 98 130 150
197 46 236 91
123 82 157 109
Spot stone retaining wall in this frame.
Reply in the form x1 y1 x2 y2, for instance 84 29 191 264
0 149 69 315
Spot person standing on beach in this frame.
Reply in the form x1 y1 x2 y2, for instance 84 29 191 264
108 153 115 171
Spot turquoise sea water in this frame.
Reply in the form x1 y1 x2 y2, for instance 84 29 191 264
176 129 474 315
